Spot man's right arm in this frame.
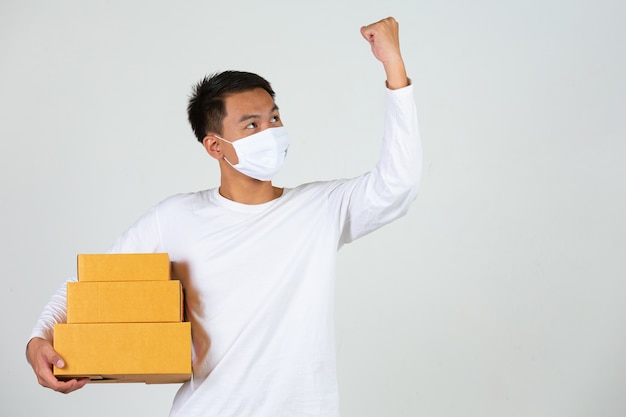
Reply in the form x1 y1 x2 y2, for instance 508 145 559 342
26 203 165 393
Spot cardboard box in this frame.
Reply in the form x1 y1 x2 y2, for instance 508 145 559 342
54 322 192 384
66 280 184 324
77 253 171 282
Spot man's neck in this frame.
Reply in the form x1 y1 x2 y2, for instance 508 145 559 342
218 178 283 205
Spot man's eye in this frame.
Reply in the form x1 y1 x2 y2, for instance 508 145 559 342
271 116 280 123
246 122 258 129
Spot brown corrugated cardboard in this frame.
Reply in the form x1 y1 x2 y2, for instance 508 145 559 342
53 322 192 384
77 253 171 282
66 280 184 324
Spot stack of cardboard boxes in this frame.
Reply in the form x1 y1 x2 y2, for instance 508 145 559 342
53 253 192 384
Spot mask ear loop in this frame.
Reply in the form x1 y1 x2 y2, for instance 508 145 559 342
222 156 237 167
214 135 237 167
214 135 233 144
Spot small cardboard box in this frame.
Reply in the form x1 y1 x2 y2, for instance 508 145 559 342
77 253 171 282
54 322 192 384
66 280 184 324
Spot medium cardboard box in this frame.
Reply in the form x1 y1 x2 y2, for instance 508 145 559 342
66 280 184 324
54 322 192 384
77 253 171 282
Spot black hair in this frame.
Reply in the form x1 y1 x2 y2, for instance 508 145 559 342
187 70 276 143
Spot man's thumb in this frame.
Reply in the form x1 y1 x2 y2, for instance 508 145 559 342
47 351 65 368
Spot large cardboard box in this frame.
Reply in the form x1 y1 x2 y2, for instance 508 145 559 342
66 280 184 324
53 322 192 384
77 253 171 282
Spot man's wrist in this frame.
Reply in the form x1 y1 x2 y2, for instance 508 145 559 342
383 58 409 90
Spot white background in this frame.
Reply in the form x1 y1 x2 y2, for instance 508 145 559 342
2 1 625 416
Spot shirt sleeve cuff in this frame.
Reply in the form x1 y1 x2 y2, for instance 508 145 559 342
385 77 412 91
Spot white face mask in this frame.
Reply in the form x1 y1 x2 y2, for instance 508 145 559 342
215 127 290 181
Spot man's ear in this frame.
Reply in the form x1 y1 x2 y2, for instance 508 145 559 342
202 134 223 160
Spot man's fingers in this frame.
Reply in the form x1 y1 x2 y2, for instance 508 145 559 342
36 362 89 393
35 363 59 389
360 20 382 42
35 353 60 386
359 17 401 60
39 358 89 393
360 25 374 42
47 378 89 394
36 345 65 384
360 17 398 39
55 378 90 394
28 338 88 393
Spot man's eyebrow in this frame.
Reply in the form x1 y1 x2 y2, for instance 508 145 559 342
237 104 280 123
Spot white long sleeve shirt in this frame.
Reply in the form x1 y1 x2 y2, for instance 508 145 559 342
30 84 422 417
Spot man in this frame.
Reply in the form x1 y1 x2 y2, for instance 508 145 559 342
27 16 422 417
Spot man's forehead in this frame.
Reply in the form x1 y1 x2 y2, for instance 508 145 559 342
223 89 278 119
225 88 274 106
